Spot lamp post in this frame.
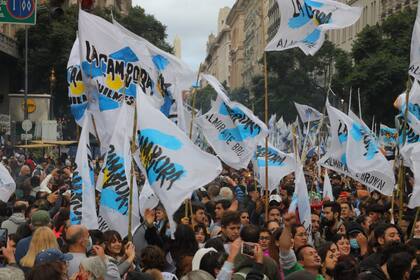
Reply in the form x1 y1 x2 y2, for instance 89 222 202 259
49 67 56 120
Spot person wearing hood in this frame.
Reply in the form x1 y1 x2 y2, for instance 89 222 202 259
1 201 27 234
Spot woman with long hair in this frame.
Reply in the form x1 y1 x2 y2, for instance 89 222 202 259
317 242 340 280
169 224 199 278
102 230 136 276
332 234 351 257
20 227 59 270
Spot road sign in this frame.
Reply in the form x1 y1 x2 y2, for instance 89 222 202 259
21 133 32 141
0 0 36 24
22 119 32 132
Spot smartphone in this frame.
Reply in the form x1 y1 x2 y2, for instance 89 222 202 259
241 242 255 257
0 228 8 248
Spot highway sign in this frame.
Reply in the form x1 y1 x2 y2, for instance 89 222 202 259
0 0 36 24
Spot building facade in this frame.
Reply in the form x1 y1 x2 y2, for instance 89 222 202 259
202 7 232 86
329 0 417 51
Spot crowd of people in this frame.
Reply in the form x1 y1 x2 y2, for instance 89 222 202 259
0 145 418 280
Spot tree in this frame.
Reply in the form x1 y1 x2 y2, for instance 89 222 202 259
342 8 416 126
249 41 350 122
16 4 172 117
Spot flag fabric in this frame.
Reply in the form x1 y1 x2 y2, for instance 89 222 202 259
0 163 15 203
98 103 140 237
197 74 268 169
133 150 160 217
112 19 196 131
291 164 313 243
319 102 395 195
323 171 334 201
402 80 420 135
70 113 99 229
379 124 398 147
252 143 297 192
136 89 222 232
78 10 159 152
401 143 420 208
409 0 420 79
67 37 89 126
265 0 362 55
294 102 323 123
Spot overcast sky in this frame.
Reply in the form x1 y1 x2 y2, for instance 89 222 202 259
133 0 236 71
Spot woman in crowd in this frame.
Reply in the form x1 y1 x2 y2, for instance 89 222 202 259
258 228 271 256
103 230 136 276
26 261 68 280
317 242 340 280
194 224 209 248
332 234 351 257
20 227 60 273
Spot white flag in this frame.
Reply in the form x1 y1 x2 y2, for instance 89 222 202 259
265 0 362 55
98 104 140 237
67 37 89 126
0 163 15 203
403 80 420 135
294 102 322 123
401 143 420 208
70 113 99 229
323 171 334 201
252 144 296 192
197 74 268 169
294 164 312 243
136 89 222 231
409 0 420 79
112 19 196 131
319 102 395 195
379 124 398 148
78 10 162 152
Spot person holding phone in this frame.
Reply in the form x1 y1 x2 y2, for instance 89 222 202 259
232 224 282 280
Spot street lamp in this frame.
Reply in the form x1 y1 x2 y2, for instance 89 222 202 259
49 67 56 120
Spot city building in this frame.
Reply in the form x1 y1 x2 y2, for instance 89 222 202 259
66 0 131 15
226 0 246 89
173 35 182 59
328 0 417 51
202 7 232 86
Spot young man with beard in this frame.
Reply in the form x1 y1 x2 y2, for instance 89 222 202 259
321 201 342 241
359 223 401 272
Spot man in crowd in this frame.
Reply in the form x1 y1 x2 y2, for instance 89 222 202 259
1 201 27 235
321 201 342 241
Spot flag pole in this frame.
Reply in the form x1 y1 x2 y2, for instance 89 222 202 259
260 0 270 222
127 102 137 241
357 88 362 120
398 78 412 224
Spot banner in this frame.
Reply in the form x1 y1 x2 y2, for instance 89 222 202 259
136 89 222 231
113 19 196 131
294 102 322 123
319 102 395 195
252 143 297 192
98 104 140 237
67 37 89 126
402 80 420 135
323 171 334 201
409 0 420 79
70 113 99 229
197 74 268 169
265 0 361 55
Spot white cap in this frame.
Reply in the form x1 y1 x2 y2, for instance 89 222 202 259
192 248 217 271
269 194 282 203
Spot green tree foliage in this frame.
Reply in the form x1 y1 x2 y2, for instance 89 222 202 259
343 8 416 126
16 4 171 116
249 41 348 122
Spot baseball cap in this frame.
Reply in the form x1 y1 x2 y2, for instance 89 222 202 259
31 210 51 227
35 248 73 265
269 194 281 204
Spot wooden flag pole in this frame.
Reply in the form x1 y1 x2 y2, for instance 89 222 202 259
260 0 270 222
127 103 137 241
398 78 412 224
